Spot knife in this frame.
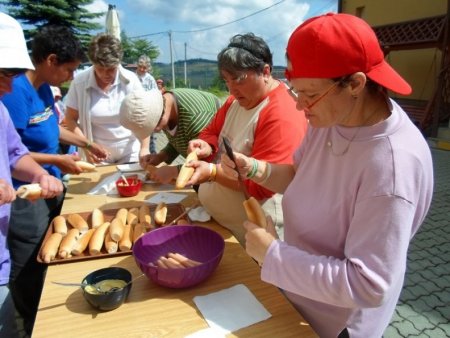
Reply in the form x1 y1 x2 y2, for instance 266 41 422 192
222 137 250 199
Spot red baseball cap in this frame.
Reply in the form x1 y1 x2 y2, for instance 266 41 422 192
286 13 412 95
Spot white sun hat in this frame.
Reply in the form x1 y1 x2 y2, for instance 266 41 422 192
0 12 34 70
119 89 164 140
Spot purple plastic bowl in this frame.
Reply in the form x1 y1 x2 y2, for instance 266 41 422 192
132 225 225 288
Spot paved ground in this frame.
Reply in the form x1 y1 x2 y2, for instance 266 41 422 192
385 147 450 338
19 134 450 337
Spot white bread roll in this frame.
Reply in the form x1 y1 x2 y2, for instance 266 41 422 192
41 233 63 263
89 222 110 255
75 160 96 172
175 151 198 189
243 196 267 228
16 183 42 200
90 208 104 229
154 202 167 226
71 228 95 256
52 215 67 236
67 213 89 232
58 228 80 258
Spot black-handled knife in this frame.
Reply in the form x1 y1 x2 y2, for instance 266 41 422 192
222 137 250 199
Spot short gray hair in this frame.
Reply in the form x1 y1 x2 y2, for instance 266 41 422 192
137 55 151 67
88 33 123 67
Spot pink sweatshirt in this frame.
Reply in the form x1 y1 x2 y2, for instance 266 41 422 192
262 99 433 338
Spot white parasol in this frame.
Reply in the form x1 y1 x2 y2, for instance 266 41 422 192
105 4 121 40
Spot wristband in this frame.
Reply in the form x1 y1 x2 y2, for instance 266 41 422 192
84 140 92 149
258 162 271 184
209 163 217 182
247 158 258 178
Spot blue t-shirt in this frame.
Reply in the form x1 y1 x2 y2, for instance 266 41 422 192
1 74 61 187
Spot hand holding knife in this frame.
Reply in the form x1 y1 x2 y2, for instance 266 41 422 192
223 136 250 199
222 137 267 228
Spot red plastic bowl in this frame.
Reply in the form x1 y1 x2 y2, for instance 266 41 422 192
132 225 225 288
115 177 142 197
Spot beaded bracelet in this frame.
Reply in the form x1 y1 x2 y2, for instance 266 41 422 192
247 158 258 178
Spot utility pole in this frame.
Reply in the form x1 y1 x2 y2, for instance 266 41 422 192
184 42 187 86
169 30 175 88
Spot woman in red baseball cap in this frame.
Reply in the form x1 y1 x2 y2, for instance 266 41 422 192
220 13 434 338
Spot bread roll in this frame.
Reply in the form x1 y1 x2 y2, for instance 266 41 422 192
118 223 133 251
127 207 139 226
41 233 63 263
67 213 89 232
58 228 80 258
154 202 167 226
90 208 104 229
75 160 96 172
132 223 146 243
71 228 95 256
243 196 267 228
109 217 124 242
16 183 42 200
89 222 110 255
175 151 198 189
104 232 118 254
139 204 152 229
161 256 184 269
168 252 201 268
156 257 169 269
52 216 67 236
115 208 128 226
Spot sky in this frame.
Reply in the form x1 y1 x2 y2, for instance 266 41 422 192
86 0 338 66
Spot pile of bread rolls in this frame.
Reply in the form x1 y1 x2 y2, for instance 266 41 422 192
39 202 171 263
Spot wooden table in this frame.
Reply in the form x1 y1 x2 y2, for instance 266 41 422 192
33 166 317 337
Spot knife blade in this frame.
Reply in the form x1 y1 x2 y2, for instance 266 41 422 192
222 137 250 199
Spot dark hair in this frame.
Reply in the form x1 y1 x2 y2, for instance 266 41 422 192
217 33 273 75
31 25 85 65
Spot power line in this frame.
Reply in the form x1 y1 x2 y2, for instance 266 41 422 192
173 0 286 33
130 0 285 39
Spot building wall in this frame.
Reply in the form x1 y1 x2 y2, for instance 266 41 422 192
340 0 447 101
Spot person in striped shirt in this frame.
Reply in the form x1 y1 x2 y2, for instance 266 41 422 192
120 87 220 183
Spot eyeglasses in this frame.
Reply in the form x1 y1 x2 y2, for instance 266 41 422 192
288 80 340 110
0 69 26 79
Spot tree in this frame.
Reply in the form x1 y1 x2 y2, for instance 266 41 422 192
121 31 160 65
0 0 104 48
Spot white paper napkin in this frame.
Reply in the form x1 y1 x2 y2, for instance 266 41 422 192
193 284 271 335
145 192 188 204
188 206 211 222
